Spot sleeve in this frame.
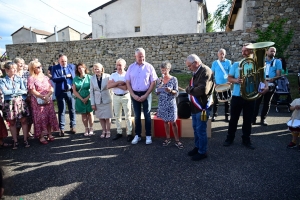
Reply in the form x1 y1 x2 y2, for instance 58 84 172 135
0 80 14 96
90 76 95 105
149 65 158 82
290 99 296 107
125 66 131 81
276 59 283 71
27 77 35 90
52 66 66 83
229 62 237 76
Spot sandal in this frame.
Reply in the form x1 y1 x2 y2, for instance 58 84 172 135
100 131 106 138
84 127 89 137
47 135 55 141
89 127 94 136
105 131 111 138
0 142 12 148
163 138 171 146
12 142 19 150
40 139 48 145
175 141 184 149
24 141 30 148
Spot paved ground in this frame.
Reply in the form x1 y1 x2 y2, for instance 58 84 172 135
0 104 299 200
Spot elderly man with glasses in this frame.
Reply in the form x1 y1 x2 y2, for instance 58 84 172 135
185 54 214 161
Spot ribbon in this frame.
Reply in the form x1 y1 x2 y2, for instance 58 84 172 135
188 78 213 121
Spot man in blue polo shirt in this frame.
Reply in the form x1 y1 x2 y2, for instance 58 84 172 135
223 44 269 149
252 47 282 126
52 54 76 136
211 48 232 122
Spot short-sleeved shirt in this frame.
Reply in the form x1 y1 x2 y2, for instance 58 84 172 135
229 61 253 96
125 61 158 92
290 98 300 120
211 59 231 85
109 71 128 94
265 58 282 78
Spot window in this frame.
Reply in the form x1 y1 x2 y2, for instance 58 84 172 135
62 32 65 37
135 26 140 32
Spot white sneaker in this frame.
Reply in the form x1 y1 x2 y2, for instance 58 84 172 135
131 135 141 144
146 136 152 145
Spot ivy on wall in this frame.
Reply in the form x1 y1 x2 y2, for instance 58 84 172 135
255 18 294 58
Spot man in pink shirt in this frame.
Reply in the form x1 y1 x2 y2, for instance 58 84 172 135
125 48 158 145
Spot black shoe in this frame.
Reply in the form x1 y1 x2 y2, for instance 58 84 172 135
127 135 133 142
242 142 255 149
191 153 207 161
111 119 116 124
261 120 268 126
70 128 76 134
223 139 233 146
188 147 199 156
211 116 216 122
59 130 65 137
225 116 230 123
113 134 122 140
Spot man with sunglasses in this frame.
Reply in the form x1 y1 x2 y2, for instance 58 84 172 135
52 54 76 136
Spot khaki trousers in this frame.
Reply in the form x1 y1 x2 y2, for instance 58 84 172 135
113 93 132 135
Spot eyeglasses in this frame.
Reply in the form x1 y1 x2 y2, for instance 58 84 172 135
187 61 195 68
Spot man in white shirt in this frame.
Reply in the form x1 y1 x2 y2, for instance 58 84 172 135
108 58 133 142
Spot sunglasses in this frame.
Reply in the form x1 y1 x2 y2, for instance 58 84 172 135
35 66 42 69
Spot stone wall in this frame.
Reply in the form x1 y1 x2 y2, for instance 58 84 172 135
6 31 255 73
6 0 300 73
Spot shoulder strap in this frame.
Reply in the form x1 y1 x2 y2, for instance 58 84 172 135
217 60 228 76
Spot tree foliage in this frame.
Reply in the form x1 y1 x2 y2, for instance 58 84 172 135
213 0 232 31
206 13 215 32
256 18 294 58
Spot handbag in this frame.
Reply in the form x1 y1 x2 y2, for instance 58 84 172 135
35 96 47 105
73 76 86 99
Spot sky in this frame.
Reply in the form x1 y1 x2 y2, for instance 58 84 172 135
0 0 223 55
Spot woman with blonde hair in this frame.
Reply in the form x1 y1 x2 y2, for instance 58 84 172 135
28 61 59 144
0 62 30 149
72 63 94 136
90 63 113 138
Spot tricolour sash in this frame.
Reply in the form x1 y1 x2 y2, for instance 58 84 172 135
189 77 214 121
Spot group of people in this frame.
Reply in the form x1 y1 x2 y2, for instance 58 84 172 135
0 44 299 160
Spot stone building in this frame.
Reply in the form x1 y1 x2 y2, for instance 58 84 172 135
88 0 208 39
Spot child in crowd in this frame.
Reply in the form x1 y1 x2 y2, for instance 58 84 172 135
287 97 300 151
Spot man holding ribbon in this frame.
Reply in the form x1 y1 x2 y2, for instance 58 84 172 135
211 48 232 122
252 47 282 126
185 54 214 161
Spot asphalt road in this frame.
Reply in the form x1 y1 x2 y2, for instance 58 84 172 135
0 104 299 200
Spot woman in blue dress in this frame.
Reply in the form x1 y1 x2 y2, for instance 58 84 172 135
156 61 183 149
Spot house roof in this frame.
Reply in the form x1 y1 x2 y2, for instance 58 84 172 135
83 32 92 39
44 26 81 39
88 0 118 15
226 0 242 32
11 26 52 36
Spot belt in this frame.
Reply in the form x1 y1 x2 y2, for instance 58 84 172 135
63 89 71 92
114 93 128 96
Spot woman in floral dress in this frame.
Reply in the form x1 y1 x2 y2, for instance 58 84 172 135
0 62 30 149
28 61 59 144
156 61 183 149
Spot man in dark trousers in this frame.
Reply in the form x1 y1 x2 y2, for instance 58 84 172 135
52 54 76 136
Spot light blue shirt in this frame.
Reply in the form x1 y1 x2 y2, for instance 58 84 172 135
0 75 27 100
230 61 253 96
211 59 232 84
265 58 282 78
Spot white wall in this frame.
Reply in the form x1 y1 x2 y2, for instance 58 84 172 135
35 34 47 43
90 0 205 38
12 29 34 44
141 0 199 36
233 0 245 31
91 0 141 39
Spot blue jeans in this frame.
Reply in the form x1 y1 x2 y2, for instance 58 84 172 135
192 109 211 154
131 91 152 136
56 91 76 130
